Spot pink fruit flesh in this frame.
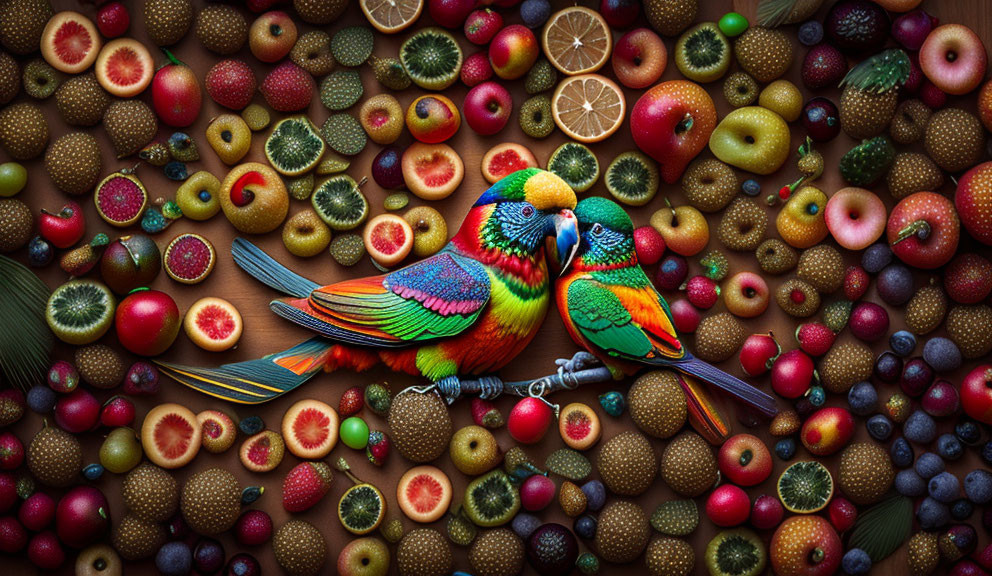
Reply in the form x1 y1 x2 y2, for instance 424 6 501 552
155 414 194 459
563 411 591 441
53 21 93 65
371 221 407 255
292 409 331 448
414 154 456 188
167 236 212 280
405 474 444 514
247 436 272 465
104 46 147 86
97 177 144 222
194 303 236 341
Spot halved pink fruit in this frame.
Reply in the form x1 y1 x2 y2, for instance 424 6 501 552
140 403 201 469
197 409 237 453
281 399 339 459
164 233 216 285
396 465 452 523
183 297 242 352
94 172 147 227
363 213 413 268
95 38 153 97
401 142 464 200
481 142 538 184
42 11 102 74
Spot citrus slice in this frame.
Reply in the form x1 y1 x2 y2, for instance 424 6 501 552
551 74 626 143
542 7 612 75
361 0 423 34
777 460 834 514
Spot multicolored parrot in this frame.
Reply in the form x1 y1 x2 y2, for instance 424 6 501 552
554 196 777 417
157 168 580 403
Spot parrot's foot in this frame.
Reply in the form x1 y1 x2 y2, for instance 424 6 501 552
435 375 505 402
555 351 601 374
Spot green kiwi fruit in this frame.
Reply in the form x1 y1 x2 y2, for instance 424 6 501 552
519 95 555 139
675 22 731 83
265 116 326 177
548 142 599 193
321 113 367 156
317 152 350 175
605 151 659 207
339 484 386 534
777 460 833 514
22 58 59 99
329 234 366 266
331 26 375 68
400 27 463 90
463 470 520 528
320 70 364 111
45 280 116 346
705 529 766 576
311 175 369 231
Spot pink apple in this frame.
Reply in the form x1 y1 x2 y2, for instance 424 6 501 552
151 51 202 127
825 187 887 250
488 25 538 80
463 81 512 135
920 24 988 95
612 28 667 89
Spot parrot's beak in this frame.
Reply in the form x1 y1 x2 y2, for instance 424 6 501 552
553 209 579 274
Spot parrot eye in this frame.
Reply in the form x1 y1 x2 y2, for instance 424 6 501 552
521 205 535 218
591 223 604 235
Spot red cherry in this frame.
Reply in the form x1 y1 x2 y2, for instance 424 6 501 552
633 226 666 265
54 389 101 434
96 1 129 38
750 494 784 530
828 496 858 533
887 191 960 269
685 275 720 309
705 485 751 527
771 349 815 399
507 397 553 444
99 396 135 428
739 333 780 377
794 322 835 357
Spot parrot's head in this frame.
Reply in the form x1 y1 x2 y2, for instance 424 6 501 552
470 168 579 264
567 196 637 271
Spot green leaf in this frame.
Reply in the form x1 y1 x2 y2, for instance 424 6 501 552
848 495 913 562
840 49 911 93
545 448 592 481
0 255 53 392
757 0 801 27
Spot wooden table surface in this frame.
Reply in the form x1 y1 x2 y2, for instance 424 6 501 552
5 0 992 574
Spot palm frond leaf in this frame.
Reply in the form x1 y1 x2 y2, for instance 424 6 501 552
840 49 912 93
0 256 53 392
757 0 801 27
848 495 913 562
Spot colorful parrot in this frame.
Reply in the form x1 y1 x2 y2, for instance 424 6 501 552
554 196 777 417
156 168 580 404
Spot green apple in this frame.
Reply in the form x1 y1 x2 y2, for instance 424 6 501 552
0 162 27 197
709 107 791 175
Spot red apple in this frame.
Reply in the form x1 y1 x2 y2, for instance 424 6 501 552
462 81 512 135
633 225 665 265
771 349 814 399
669 298 700 334
750 494 784 530
600 0 640 29
800 407 855 456
488 25 538 80
507 397 553 444
152 50 202 127
739 333 780 377
705 485 750 527
114 288 181 356
54 389 101 434
55 486 110 548
39 201 85 249
612 28 667 89
718 433 773 486
249 11 297 63
956 162 992 246
887 191 960 269
99 396 135 428
428 0 476 28
962 364 992 424
630 80 717 183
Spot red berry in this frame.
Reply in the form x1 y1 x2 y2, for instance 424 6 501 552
18 492 55 532
633 226 666 265
771 349 815 399
464 8 502 45
670 298 701 334
507 397 553 444
944 253 992 304
705 485 750 527
843 265 869 301
794 322 835 357
234 509 272 547
0 516 27 554
739 333 780 377
920 79 947 108
0 432 23 471
750 494 784 530
827 496 858 533
260 61 314 112
849 301 890 342
655 254 689 291
206 59 257 111
27 530 64 571
460 51 494 87
100 396 135 428
0 474 16 514
338 387 364 418
53 388 100 434
96 1 129 38
685 275 720 309
470 397 504 429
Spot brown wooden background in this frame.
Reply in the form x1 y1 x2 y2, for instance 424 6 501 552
5 0 992 574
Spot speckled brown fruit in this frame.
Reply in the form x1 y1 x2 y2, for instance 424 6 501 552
388 390 452 463
0 0 52 55
469 529 525 576
27 425 82 487
756 239 798 275
907 531 940 576
837 442 894 505
776 278 820 318
769 409 800 437
273 520 326 576
180 468 241 535
397 528 452 576
694 312 745 362
103 99 157 158
627 370 687 439
44 132 102 196
645 537 695 576
0 102 48 160
290 30 336 77
382 518 404 543
946 305 992 358
644 0 696 36
840 86 897 140
886 152 944 200
890 100 931 144
723 72 759 108
819 342 873 394
924 108 985 172
734 27 793 83
797 245 844 293
558 481 587 517
659 431 717 497
112 514 166 561
905 284 947 335
682 159 737 213
0 52 19 105
55 73 109 126
122 463 178 523
143 0 192 46
293 0 349 24
195 4 248 55
75 345 125 389
0 198 32 253
595 500 650 564
597 431 657 496
717 198 767 251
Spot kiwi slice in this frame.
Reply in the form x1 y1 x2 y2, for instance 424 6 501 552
329 234 366 266
338 484 386 535
46 280 116 345
519 95 555 139
331 26 375 67
675 22 731 83
605 151 659 207
312 175 369 231
705 529 766 576
265 116 326 177
322 114 367 156
548 142 599 193
777 460 834 514
463 470 520 528
319 70 364 111
400 27 463 91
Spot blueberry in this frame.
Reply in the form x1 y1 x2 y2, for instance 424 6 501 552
581 480 606 512
82 463 104 481
904 410 937 444
192 538 225 576
891 437 914 468
742 179 761 196
519 0 551 28
573 514 597 540
874 352 902 384
964 469 992 504
848 381 878 415
916 452 945 479
775 438 796 460
889 331 917 357
866 414 893 441
916 497 951 529
895 469 927 497
238 415 264 436
598 391 625 417
877 264 914 306
156 542 193 576
841 548 871 575
936 434 963 461
26 386 56 414
27 236 52 267
922 337 962 373
808 385 825 407
798 20 824 46
164 161 188 181
862 243 893 274
983 442 992 467
955 419 983 446
511 513 541 540
951 499 975 521
928 472 960 503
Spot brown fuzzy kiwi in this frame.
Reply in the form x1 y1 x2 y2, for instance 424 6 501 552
682 159 737 212
945 304 992 358
886 152 944 200
0 198 33 253
924 108 985 172
769 409 801 437
627 370 687 439
56 73 110 126
103 99 158 158
756 239 798 275
382 518 404 544
143 0 193 46
558 481 587 517
387 390 452 463
44 132 102 196
27 425 82 487
796 245 844 293
819 342 873 394
723 71 758 107
717 198 767 251
775 278 820 317
469 529 525 576
74 345 126 389
693 312 745 362
644 0 697 36
905 284 947 335
907 531 940 576
645 537 695 576
0 52 19 105
597 431 657 496
122 463 178 522
195 4 248 55
890 100 931 144
0 0 53 55
397 528 453 576
112 513 167 561
660 431 717 497
180 468 241 535
293 0 349 24
837 442 894 505
734 27 793 83
273 520 326 576
290 31 336 77
0 102 48 160
595 500 650 564
840 86 897 140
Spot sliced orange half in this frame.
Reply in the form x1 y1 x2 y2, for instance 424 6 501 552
360 0 424 34
551 74 626 143
542 6 612 75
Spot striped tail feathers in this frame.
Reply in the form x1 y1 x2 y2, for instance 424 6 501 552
231 237 320 298
270 297 409 348
671 355 778 418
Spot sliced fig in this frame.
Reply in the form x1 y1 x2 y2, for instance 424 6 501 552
281 399 339 459
95 38 154 98
94 171 148 227
164 233 216 284
481 142 539 184
41 11 102 74
239 430 284 473
183 297 242 352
